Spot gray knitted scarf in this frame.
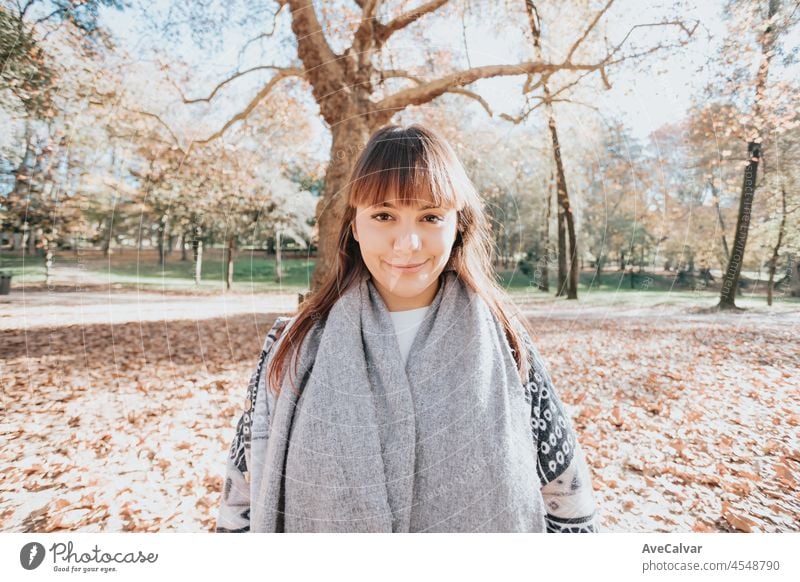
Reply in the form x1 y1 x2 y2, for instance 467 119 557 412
251 269 546 532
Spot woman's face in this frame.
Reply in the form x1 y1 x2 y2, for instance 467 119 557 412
352 198 459 312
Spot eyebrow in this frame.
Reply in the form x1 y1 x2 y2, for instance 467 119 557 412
377 202 440 211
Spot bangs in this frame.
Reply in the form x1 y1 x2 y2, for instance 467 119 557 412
348 128 467 211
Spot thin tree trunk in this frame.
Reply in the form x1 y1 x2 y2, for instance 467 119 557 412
43 236 53 287
565 193 579 299
181 232 188 261
103 214 113 257
767 186 787 306
556 203 567 296
719 141 762 308
157 215 168 267
538 168 553 292
526 0 578 299
226 236 236 290
193 227 203 285
26 227 35 255
789 253 800 297
275 228 283 284
719 0 779 309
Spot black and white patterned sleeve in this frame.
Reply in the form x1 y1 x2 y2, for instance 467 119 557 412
215 316 291 533
523 336 600 533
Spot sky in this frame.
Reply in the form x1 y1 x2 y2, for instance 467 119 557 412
96 0 732 149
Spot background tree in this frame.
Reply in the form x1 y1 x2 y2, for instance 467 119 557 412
715 0 797 309
153 0 695 294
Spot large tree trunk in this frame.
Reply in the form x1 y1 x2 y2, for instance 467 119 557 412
767 186 787 306
309 118 372 293
719 0 778 310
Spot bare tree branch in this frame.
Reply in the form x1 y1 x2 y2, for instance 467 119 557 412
375 0 450 45
129 68 301 155
375 61 568 112
601 19 699 69
380 69 493 115
237 3 287 64
563 0 615 64
375 13 697 114
502 66 598 124
447 87 493 115
191 68 302 146
170 66 304 104
124 107 185 153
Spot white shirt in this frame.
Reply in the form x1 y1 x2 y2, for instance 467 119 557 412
388 305 431 365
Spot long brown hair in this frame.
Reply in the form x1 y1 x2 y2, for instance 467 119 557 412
267 124 534 396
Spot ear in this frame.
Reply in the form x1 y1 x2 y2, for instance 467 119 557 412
351 221 358 242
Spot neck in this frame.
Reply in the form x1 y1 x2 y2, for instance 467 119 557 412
373 275 441 312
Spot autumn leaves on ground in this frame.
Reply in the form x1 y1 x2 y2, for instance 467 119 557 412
1 289 798 533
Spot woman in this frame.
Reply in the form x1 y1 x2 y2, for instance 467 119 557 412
216 124 599 533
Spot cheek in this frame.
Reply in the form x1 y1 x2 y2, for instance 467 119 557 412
430 230 455 252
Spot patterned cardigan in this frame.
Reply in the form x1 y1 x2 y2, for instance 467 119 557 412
216 316 600 533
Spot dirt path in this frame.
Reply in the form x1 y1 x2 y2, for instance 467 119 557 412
0 289 298 330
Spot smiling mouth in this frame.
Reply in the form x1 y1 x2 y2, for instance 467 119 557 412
383 259 429 270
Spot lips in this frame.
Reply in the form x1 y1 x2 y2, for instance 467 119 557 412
383 259 429 272
388 261 426 268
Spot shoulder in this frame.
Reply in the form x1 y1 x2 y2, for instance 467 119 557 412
261 315 295 352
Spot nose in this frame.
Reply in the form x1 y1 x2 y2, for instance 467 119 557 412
393 229 422 253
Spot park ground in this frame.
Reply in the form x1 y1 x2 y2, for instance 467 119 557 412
0 254 798 532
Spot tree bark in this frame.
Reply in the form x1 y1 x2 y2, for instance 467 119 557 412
767 186 787 306
718 0 779 309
